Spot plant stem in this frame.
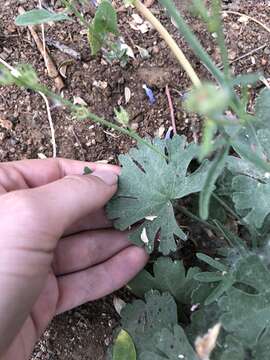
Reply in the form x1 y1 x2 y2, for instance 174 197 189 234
176 204 220 233
211 0 230 80
36 85 168 159
134 0 201 87
212 193 239 220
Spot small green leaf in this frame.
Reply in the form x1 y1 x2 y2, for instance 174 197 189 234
255 88 270 127
88 0 118 55
194 272 224 283
205 275 234 305
114 106 129 127
15 9 69 26
128 257 200 304
231 73 261 87
83 166 93 175
113 330 136 360
94 0 118 34
197 253 228 272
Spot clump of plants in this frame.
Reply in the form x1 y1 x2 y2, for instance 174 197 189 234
2 0 270 359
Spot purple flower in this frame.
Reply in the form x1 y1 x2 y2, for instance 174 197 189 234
142 84 156 105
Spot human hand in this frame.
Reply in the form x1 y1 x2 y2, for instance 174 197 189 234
0 158 148 360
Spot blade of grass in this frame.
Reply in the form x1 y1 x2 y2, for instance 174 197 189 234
211 0 230 80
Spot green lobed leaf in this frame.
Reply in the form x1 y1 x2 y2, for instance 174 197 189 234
232 175 270 228
120 290 178 355
128 257 200 304
15 9 69 26
107 135 210 255
112 330 136 360
140 325 199 360
255 88 270 127
219 255 270 348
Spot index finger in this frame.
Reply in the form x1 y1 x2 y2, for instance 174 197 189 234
0 158 120 191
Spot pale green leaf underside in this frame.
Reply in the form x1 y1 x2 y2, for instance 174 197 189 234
15 9 68 26
107 135 209 254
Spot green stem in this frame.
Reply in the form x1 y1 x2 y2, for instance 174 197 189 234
211 0 230 80
176 204 220 233
34 84 167 160
212 193 239 220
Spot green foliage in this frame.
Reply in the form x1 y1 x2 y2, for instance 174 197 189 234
232 175 270 228
88 0 118 55
15 9 69 26
107 135 210 254
220 255 270 348
128 257 200 304
112 330 136 360
255 88 270 127
114 106 129 127
120 290 198 359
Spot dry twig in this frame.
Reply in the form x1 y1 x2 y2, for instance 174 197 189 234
165 85 177 135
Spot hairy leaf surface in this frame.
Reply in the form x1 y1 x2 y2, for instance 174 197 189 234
107 135 209 254
128 257 200 304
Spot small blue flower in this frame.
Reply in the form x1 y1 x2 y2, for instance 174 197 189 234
142 84 156 105
165 126 174 139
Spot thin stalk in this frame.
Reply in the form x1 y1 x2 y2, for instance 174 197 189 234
158 0 224 84
35 85 168 160
176 204 220 233
212 193 239 220
213 192 259 248
61 0 89 26
134 0 201 87
0 59 167 160
211 0 230 80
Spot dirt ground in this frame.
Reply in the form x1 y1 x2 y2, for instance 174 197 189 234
0 0 269 358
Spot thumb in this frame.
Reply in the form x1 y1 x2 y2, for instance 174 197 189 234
31 169 118 237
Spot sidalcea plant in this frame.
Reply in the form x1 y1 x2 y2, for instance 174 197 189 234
3 0 270 358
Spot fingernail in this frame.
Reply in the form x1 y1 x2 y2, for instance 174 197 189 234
91 169 118 186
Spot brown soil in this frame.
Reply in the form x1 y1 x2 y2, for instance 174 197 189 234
0 0 269 358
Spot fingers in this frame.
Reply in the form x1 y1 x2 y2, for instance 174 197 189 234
53 229 130 275
56 246 148 314
64 208 112 236
0 158 120 192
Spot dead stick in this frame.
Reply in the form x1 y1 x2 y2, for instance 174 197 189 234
18 6 64 92
165 85 177 135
